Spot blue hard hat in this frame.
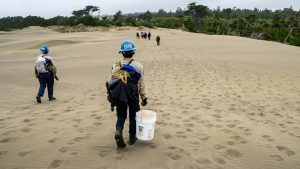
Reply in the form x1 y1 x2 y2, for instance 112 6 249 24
120 40 136 52
40 45 49 54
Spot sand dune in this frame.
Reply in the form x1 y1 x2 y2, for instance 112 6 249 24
0 27 300 169
28 40 80 50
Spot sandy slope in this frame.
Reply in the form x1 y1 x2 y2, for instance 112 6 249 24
0 26 300 169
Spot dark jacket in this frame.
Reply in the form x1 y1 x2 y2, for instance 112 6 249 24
110 77 139 105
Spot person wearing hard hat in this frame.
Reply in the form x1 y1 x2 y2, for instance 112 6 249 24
107 40 147 148
34 45 57 103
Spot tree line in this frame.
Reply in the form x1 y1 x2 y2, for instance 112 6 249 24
1 3 300 46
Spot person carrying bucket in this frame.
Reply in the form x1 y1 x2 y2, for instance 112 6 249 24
106 40 147 148
34 45 58 103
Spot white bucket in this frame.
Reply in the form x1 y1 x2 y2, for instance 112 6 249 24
136 110 157 140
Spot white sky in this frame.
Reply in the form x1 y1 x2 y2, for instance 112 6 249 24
0 0 299 18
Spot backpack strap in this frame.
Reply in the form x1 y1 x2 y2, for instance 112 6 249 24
128 59 134 65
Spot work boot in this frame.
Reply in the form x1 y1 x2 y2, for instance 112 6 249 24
115 128 126 148
127 135 137 145
36 95 41 103
49 97 56 101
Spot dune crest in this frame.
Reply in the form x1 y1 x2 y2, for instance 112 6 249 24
0 27 300 169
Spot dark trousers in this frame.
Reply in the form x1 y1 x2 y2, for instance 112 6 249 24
157 40 160 46
116 101 140 137
38 73 54 98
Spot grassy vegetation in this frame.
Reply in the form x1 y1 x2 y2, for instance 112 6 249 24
1 3 299 46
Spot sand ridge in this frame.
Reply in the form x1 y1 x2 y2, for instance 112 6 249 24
0 27 300 169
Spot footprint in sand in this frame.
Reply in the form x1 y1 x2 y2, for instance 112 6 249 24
70 152 78 155
230 135 247 144
115 153 130 160
94 122 102 126
18 150 34 157
196 157 211 165
48 159 63 169
214 144 227 150
186 123 195 127
165 152 181 160
167 146 188 155
198 133 210 141
59 147 69 153
227 124 236 128
23 119 33 123
97 146 112 157
48 137 59 143
276 146 296 156
149 143 158 149
186 128 193 132
94 116 102 120
223 149 242 159
21 127 32 133
176 131 188 139
270 155 284 161
162 134 172 139
262 134 274 142
0 137 18 143
67 137 85 145
213 157 226 165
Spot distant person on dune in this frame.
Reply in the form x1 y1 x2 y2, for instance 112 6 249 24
106 40 147 148
156 36 160 46
34 45 58 103
144 32 147 39
136 32 140 39
148 32 151 40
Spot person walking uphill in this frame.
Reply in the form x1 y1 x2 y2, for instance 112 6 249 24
148 32 151 40
34 45 58 103
106 40 147 148
156 36 160 46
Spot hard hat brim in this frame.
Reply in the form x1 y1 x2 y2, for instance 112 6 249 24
119 48 136 53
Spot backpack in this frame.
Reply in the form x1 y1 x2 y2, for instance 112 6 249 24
45 58 59 81
108 60 141 104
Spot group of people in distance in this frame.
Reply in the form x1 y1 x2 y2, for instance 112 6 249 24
136 32 150 40
136 32 160 46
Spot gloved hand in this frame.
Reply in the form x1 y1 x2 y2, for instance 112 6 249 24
141 98 147 106
34 74 39 79
107 95 111 103
54 76 59 81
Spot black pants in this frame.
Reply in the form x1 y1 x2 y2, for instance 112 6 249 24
116 101 140 137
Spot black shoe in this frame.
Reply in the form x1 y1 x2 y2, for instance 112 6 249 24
36 95 41 103
127 136 137 145
115 128 126 148
49 97 56 101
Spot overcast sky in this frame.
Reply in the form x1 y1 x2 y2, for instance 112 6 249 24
0 0 299 18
